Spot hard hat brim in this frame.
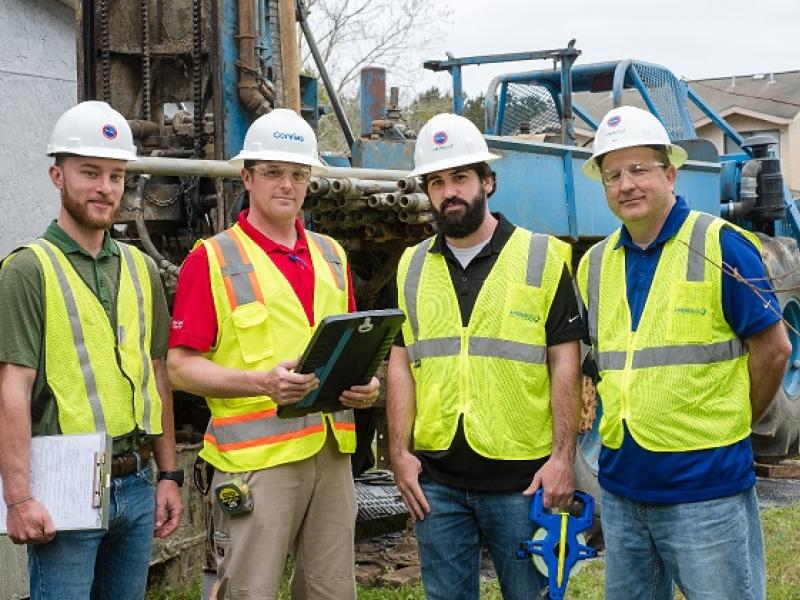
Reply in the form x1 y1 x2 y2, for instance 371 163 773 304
582 143 688 180
230 150 328 175
408 151 501 178
46 145 139 162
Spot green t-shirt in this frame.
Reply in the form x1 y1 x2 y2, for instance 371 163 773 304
0 221 170 454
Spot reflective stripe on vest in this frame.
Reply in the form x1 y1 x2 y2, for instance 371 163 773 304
206 230 263 309
32 240 105 432
118 243 156 433
307 231 346 291
588 213 744 370
405 233 550 367
205 408 355 451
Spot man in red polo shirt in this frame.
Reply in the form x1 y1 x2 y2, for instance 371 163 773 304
168 108 379 599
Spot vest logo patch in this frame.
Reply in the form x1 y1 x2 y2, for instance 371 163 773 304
510 309 540 323
674 306 707 316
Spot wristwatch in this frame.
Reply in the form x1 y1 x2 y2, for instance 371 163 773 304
157 469 185 487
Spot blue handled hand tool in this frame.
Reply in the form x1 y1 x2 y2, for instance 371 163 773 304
515 489 597 600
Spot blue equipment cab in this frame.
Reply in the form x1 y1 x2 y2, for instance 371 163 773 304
516 489 597 600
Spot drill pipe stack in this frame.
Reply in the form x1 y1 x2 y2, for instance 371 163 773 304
303 175 433 246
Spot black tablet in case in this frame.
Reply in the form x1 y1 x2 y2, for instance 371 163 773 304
276 309 405 418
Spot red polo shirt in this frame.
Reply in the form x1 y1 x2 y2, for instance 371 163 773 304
169 210 356 352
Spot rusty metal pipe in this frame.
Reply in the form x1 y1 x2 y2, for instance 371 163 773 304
398 193 431 211
397 176 423 193
130 175 180 277
278 0 300 111
399 210 434 224
331 178 399 195
237 0 271 116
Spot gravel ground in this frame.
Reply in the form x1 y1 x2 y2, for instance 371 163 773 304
755 477 800 509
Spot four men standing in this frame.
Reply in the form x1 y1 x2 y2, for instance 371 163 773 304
0 98 789 599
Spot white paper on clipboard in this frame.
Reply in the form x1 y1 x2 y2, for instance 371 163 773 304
0 432 112 534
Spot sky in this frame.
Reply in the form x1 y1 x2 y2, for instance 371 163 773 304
411 0 800 98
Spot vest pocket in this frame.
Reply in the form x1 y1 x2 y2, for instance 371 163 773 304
231 302 275 363
666 282 713 343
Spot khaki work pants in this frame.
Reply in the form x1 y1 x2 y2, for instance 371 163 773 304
211 433 357 599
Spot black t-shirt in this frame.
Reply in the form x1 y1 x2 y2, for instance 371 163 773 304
396 213 583 492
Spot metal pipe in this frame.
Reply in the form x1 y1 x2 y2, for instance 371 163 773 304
396 176 422 193
331 177 398 195
278 0 301 111
125 156 409 181
130 176 180 277
368 193 397 210
398 193 431 211
296 0 355 148
237 0 271 116
722 159 760 219
360 67 386 137
308 177 332 196
399 210 434 224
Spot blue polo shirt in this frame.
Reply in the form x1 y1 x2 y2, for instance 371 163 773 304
598 197 781 503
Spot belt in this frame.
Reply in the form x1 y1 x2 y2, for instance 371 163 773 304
111 445 152 477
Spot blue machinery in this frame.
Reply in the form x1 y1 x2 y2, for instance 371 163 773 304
352 47 800 464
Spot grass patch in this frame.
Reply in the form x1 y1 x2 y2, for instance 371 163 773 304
147 503 800 599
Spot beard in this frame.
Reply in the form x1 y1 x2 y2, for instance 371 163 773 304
61 184 118 230
432 187 487 239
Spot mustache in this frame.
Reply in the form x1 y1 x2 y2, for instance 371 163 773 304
439 196 469 211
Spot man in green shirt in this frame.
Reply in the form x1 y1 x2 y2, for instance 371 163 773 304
0 101 183 600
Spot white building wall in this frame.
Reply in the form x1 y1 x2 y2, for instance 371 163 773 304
0 0 76 256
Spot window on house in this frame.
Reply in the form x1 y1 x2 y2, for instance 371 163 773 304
724 128 780 156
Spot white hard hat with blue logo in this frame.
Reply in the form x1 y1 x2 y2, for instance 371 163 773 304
231 108 326 174
582 105 688 180
410 113 500 177
47 101 138 162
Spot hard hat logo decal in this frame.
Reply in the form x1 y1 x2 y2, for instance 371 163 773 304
607 115 621 128
433 131 448 146
102 124 118 140
273 130 305 142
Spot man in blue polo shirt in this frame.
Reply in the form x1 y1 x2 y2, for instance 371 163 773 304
577 105 790 600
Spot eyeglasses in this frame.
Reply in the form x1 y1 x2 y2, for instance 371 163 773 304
249 166 312 184
601 161 666 186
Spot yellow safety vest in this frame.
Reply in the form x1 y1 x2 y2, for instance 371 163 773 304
576 211 755 452
397 228 571 460
26 240 163 436
200 224 355 472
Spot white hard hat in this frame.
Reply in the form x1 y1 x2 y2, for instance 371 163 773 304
409 113 500 177
231 108 326 174
46 101 138 162
582 105 688 180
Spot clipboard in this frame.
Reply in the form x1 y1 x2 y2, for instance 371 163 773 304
277 309 405 418
0 432 112 534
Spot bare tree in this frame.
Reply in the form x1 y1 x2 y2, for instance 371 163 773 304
300 0 452 96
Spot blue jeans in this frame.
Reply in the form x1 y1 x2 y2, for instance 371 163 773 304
602 486 765 600
28 465 156 600
415 477 546 600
